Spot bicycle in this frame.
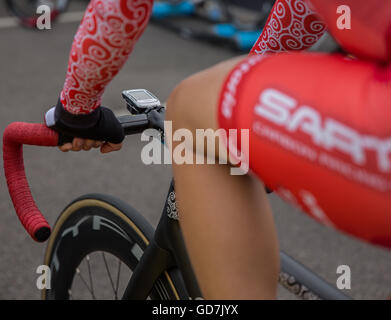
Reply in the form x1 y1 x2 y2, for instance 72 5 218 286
3 85 354 300
151 0 274 52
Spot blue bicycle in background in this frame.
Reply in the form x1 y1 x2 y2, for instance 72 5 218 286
151 0 274 51
6 0 274 52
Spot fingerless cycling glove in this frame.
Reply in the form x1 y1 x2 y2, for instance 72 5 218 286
45 100 124 145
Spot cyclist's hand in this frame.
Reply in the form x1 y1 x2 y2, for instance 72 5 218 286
45 100 125 154
58 138 122 154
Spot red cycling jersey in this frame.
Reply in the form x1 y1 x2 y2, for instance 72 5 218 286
310 0 391 62
58 0 391 249
219 0 391 249
61 0 328 115
60 0 391 114
251 0 391 62
60 0 153 114
250 0 326 54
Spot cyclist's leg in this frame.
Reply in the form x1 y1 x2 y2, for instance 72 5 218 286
166 57 280 299
166 53 391 299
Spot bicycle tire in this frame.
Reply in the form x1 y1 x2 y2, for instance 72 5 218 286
42 194 187 300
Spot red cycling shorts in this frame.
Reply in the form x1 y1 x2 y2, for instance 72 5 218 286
218 53 391 250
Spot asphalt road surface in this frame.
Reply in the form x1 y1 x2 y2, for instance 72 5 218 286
0 1 390 300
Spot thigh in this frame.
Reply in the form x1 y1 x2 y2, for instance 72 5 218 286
218 53 391 250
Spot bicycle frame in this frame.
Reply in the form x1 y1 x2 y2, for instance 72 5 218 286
118 107 352 300
121 180 352 300
122 181 202 299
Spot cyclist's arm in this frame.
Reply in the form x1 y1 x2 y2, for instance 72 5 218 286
250 0 326 55
48 0 153 152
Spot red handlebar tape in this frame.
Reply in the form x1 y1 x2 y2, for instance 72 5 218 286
3 122 59 242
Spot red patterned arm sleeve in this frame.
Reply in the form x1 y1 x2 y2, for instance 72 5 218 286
60 0 153 115
250 0 326 55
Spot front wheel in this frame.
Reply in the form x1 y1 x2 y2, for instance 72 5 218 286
42 194 185 300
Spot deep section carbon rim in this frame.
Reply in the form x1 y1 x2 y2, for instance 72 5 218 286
43 196 181 300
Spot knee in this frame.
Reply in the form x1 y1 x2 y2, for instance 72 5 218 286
166 57 243 133
165 76 194 131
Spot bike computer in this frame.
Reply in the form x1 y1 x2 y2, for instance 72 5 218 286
122 89 161 114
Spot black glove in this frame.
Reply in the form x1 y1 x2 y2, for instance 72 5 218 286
45 99 124 145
